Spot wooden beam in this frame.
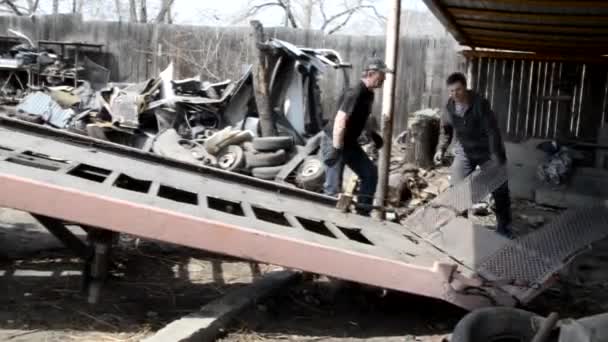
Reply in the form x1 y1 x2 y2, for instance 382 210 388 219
465 28 608 43
451 7 608 25
479 0 608 9
470 39 608 55
422 0 471 45
458 19 608 35
471 36 608 48
461 50 608 65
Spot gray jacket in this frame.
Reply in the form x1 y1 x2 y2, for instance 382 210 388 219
437 91 506 161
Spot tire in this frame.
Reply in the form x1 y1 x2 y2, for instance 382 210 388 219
251 165 283 180
451 307 539 342
295 156 326 192
216 145 245 172
242 141 256 152
252 136 294 152
245 149 287 168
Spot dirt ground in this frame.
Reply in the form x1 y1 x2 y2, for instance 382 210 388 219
1 200 608 342
0 208 277 342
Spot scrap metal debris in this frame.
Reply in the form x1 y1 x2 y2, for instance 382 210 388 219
536 140 574 185
3 33 351 194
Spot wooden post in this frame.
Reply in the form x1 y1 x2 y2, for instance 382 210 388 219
374 0 401 219
250 20 277 137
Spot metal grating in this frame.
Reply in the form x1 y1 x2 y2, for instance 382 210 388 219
433 162 508 211
402 163 508 236
402 206 457 236
477 207 608 300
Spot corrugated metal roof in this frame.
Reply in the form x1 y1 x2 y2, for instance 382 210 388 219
423 0 608 58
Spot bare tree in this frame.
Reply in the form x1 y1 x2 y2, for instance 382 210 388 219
114 0 122 21
139 0 147 22
239 0 298 28
155 0 175 23
0 0 43 16
52 0 59 14
235 0 385 34
129 0 138 21
302 0 313 29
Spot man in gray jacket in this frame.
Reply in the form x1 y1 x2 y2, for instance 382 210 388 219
434 72 513 238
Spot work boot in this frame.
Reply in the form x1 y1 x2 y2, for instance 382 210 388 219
496 222 515 240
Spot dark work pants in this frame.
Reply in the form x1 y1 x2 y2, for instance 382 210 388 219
451 154 512 228
321 134 378 216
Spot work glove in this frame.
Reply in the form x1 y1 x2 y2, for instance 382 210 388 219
370 131 384 150
491 148 507 166
433 150 444 165
324 147 342 167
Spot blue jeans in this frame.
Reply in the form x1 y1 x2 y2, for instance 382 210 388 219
321 134 378 215
451 153 512 230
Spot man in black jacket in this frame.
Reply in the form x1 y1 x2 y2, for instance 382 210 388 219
321 58 387 216
434 72 513 238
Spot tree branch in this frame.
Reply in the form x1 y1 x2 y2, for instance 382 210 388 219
321 3 385 33
154 0 175 23
318 0 327 23
277 0 298 28
1 0 23 15
327 9 357 34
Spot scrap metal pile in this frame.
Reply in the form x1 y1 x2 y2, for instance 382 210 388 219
4 37 353 193
0 29 103 104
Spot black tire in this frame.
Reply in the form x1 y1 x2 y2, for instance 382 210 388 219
251 165 283 180
451 307 539 342
252 136 294 152
245 149 287 168
216 145 245 172
295 156 325 192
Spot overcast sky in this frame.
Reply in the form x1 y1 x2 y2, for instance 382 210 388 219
39 0 431 35
173 0 428 25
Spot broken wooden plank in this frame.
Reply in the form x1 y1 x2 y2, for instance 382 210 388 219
142 270 299 342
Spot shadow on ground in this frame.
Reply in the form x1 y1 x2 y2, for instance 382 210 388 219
224 278 466 341
0 213 266 341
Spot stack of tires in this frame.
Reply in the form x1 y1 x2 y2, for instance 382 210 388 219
244 136 294 180
245 136 327 193
210 130 327 192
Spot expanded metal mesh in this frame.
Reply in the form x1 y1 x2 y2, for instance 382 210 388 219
433 163 508 211
402 163 508 236
476 207 608 299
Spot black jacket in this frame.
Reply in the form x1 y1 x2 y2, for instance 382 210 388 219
437 91 506 161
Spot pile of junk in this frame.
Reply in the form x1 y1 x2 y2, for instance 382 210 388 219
0 29 106 104
5 37 354 193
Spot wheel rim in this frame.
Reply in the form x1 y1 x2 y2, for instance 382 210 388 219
302 159 321 177
219 153 236 169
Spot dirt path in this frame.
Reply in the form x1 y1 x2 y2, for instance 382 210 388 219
0 208 276 342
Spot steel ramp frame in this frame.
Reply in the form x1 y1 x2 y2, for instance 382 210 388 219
0 116 517 310
2 117 607 311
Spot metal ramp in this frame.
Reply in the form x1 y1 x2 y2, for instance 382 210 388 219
0 116 606 310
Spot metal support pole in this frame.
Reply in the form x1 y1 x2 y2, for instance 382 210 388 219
374 0 401 219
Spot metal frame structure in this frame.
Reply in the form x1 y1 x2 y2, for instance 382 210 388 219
423 0 608 61
1 116 607 310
